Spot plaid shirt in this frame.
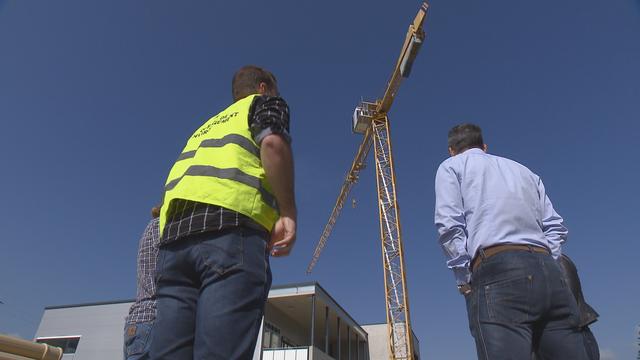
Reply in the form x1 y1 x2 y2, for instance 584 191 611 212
161 95 290 244
126 218 160 324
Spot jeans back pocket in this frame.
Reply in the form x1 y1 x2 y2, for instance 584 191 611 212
124 323 152 357
198 231 244 276
484 275 533 324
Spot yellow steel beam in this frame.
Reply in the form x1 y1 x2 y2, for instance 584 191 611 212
378 2 428 115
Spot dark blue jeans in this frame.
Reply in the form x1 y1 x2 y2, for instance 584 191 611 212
124 321 153 360
466 251 589 360
150 227 272 360
582 327 599 360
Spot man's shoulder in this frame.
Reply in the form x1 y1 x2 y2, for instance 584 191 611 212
436 156 459 175
450 150 539 178
437 156 455 168
506 155 538 176
143 218 161 244
250 95 289 110
248 95 289 123
485 152 536 172
147 217 160 231
437 148 485 169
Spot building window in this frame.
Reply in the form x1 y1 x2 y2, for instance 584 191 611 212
35 336 80 354
263 322 281 348
262 322 299 349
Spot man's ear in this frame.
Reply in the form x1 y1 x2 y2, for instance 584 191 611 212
482 144 488 152
257 82 268 95
448 147 456 156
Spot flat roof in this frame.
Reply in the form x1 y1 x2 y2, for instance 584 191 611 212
45 299 134 310
45 282 322 310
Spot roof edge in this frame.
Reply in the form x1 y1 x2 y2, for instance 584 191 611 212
45 299 135 310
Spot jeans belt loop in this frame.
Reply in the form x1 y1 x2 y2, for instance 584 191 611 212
471 248 486 273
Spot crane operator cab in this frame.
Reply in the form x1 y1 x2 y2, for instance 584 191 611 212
352 100 377 134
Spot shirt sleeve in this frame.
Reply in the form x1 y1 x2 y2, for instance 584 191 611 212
434 162 471 285
137 219 158 300
248 95 291 146
537 177 568 259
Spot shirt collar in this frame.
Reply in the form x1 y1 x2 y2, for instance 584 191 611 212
460 147 485 155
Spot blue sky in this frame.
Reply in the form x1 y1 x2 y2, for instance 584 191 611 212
1 1 638 359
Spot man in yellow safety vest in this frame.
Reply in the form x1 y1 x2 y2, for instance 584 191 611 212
150 65 296 360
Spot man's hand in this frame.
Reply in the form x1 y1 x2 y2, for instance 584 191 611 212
458 283 472 296
269 216 296 257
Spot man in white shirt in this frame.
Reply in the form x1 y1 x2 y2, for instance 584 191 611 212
434 123 588 359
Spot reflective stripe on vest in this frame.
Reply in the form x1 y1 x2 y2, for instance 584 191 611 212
175 134 260 161
159 94 279 235
164 165 277 210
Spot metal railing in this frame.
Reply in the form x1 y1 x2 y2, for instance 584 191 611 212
262 346 310 360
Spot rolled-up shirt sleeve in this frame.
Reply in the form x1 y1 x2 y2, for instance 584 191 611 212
537 178 567 259
435 162 471 285
249 95 291 146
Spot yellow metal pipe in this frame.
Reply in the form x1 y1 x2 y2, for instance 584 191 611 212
0 335 62 360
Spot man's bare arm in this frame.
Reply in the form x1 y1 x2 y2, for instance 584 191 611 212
261 133 296 256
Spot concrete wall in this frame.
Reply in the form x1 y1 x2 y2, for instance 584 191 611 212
35 302 130 360
37 302 266 360
362 323 420 360
362 324 388 360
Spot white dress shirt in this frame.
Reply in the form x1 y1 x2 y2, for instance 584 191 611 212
434 148 567 285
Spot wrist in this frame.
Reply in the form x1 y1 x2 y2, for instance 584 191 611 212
278 206 297 220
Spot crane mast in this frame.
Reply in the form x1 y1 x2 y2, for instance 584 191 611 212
307 3 428 360
372 114 412 360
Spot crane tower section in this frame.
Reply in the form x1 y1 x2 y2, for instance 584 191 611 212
307 3 428 359
372 114 413 360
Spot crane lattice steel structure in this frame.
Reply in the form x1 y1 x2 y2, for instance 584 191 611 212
307 3 429 360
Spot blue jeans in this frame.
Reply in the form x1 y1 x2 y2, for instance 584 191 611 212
124 321 153 360
466 251 589 360
150 227 272 360
582 327 599 360
533 327 599 360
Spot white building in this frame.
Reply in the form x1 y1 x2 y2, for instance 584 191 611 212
35 282 420 360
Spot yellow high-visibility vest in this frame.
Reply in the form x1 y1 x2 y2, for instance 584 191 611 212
159 94 278 235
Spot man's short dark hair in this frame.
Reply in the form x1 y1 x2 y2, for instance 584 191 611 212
231 65 277 101
151 205 161 219
448 123 484 154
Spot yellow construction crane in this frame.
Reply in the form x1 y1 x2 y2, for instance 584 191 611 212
307 3 429 360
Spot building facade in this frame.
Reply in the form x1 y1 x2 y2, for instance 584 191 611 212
35 282 419 360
